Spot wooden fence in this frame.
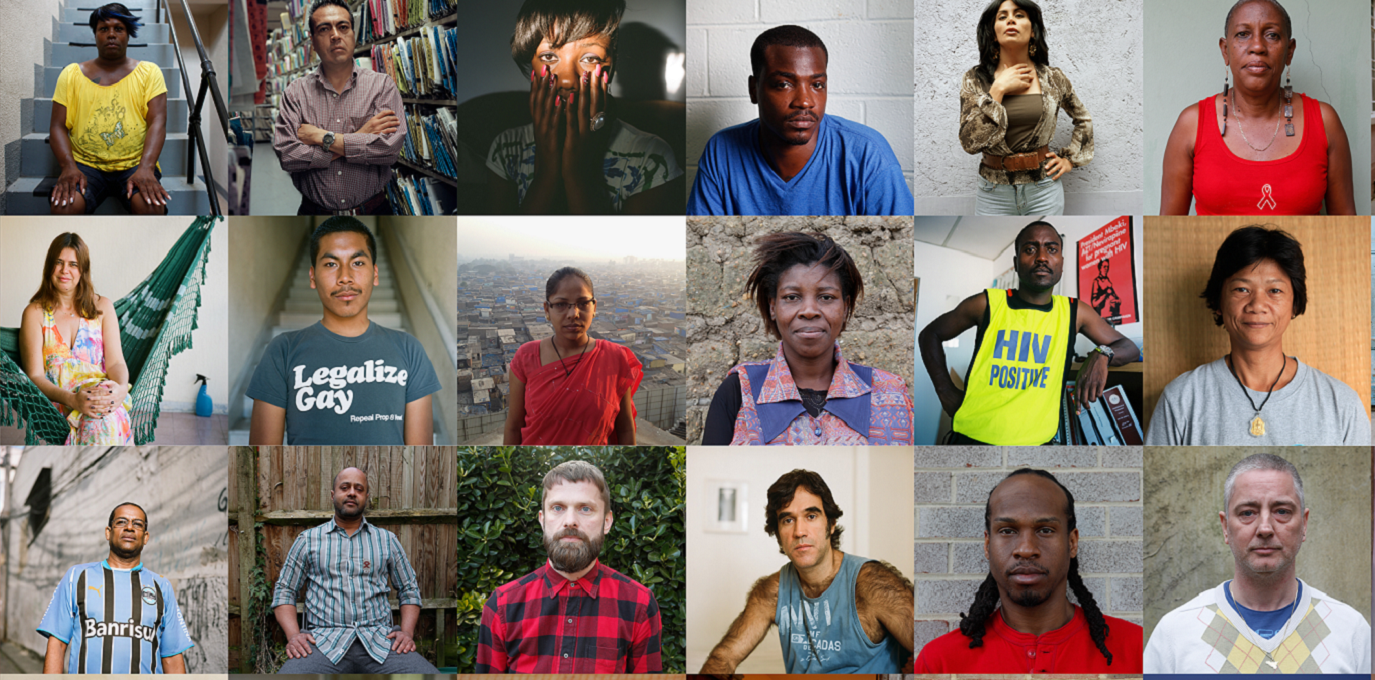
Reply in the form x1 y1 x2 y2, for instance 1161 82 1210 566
228 447 457 672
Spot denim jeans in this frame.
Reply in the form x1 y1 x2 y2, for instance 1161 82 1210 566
974 174 1065 215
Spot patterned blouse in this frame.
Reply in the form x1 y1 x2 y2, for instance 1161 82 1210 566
959 64 1094 185
727 343 913 445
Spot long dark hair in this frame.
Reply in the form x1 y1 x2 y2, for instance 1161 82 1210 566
30 233 100 319
960 468 1114 665
975 0 1050 82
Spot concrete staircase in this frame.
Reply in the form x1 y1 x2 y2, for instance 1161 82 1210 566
228 239 411 444
5 0 213 214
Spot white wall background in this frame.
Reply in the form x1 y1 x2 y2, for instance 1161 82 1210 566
686 0 915 200
1143 0 1371 215
685 446 914 673
914 0 1144 215
913 216 1144 444
0 216 229 411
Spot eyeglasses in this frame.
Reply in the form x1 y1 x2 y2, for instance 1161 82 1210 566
548 300 595 313
111 518 146 530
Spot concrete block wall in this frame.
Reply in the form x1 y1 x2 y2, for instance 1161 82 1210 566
913 446 1144 654
686 0 915 200
914 0 1144 215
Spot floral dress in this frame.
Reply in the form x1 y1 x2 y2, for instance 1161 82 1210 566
41 306 133 444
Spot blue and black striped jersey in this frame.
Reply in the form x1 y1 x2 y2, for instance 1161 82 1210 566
38 560 195 673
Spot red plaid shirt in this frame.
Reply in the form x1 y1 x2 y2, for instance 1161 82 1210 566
476 560 662 673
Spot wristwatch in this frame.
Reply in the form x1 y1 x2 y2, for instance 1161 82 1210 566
1091 344 1114 360
321 131 336 148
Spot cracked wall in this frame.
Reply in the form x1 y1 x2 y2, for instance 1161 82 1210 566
1143 0 1371 215
1144 447 1371 642
4 447 229 672
686 217 915 443
915 0 1144 215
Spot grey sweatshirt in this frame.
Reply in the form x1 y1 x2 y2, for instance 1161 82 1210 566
1146 357 1370 446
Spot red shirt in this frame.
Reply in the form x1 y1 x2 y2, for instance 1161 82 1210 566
915 605 1143 673
475 560 662 673
1192 92 1328 215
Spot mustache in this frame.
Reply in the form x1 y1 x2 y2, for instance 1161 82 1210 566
787 112 818 123
333 287 362 296
1007 561 1048 576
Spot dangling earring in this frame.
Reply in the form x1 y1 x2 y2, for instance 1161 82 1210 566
1029 32 1037 57
1283 65 1294 136
1221 64 1229 136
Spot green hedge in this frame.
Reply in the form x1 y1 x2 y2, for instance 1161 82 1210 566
455 446 686 672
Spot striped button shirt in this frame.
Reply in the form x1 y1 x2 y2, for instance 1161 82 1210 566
37 560 195 673
272 65 406 211
270 517 422 664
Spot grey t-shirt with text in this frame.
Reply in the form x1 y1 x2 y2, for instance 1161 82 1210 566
247 322 441 444
1146 357 1369 446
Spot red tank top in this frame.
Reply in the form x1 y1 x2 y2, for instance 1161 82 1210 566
1192 93 1327 215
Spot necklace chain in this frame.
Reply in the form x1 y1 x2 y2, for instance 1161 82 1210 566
551 336 591 381
1231 90 1282 152
1227 354 1286 414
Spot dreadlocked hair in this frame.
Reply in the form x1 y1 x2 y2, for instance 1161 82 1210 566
958 467 1114 665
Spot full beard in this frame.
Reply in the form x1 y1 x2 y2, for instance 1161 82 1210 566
334 497 365 520
544 527 603 574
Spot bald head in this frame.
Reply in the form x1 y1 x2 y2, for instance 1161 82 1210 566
334 466 368 490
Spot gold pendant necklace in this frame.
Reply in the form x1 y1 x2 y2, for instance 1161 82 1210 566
1227 354 1286 438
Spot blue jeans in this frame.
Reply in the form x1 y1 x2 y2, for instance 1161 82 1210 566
974 174 1065 215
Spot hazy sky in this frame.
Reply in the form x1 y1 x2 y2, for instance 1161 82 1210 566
456 217 685 261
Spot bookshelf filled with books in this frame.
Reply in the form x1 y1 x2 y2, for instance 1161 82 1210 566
263 0 459 214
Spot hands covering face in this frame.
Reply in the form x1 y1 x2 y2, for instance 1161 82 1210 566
529 63 611 175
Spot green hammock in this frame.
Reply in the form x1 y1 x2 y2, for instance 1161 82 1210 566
0 217 219 445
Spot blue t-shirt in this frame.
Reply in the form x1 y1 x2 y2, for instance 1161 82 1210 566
247 321 442 445
38 560 195 673
687 115 913 216
1225 579 1303 639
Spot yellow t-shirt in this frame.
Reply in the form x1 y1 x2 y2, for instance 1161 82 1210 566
53 61 167 172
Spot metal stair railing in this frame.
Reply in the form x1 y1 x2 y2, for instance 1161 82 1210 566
157 0 230 216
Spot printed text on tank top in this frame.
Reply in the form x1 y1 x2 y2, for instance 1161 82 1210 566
788 552 886 644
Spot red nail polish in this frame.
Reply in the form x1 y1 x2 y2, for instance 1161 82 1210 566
555 95 562 106
568 91 575 103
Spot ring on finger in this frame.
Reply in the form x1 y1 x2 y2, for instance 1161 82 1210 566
590 111 606 132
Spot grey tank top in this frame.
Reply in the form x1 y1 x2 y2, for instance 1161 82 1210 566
775 552 906 673
1003 94 1044 151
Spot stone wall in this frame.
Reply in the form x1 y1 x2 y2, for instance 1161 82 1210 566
913 446 1144 655
1144 447 1372 642
686 217 915 443
914 0 1144 215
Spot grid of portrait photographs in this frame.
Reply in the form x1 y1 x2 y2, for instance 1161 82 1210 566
0 0 1373 678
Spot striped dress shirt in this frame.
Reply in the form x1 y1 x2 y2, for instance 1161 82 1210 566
270 517 422 664
272 66 406 211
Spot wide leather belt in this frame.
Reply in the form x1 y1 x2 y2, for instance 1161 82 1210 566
982 145 1050 172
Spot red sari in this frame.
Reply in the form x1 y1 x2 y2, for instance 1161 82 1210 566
511 339 643 444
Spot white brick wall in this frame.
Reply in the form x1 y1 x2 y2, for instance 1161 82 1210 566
913 446 1144 654
686 0 915 197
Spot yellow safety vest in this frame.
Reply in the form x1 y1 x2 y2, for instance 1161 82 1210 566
952 289 1071 445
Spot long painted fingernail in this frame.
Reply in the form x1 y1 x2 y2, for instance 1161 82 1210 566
542 65 548 76
603 70 609 84
555 95 562 106
568 91 575 103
